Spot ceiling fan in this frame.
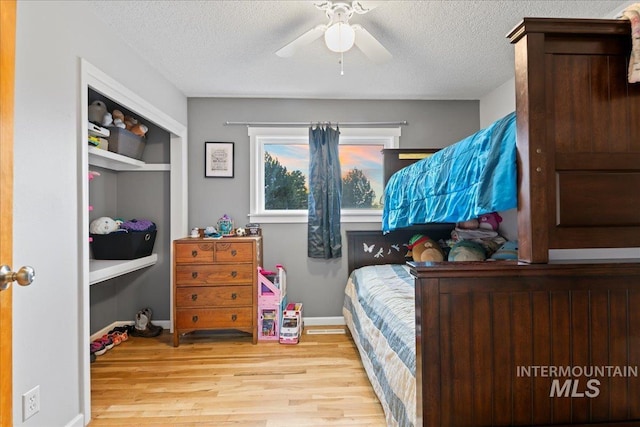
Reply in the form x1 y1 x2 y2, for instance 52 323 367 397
275 1 392 64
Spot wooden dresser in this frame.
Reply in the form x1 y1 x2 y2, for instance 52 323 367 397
172 236 263 346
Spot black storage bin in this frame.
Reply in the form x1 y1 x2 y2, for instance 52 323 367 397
90 230 157 260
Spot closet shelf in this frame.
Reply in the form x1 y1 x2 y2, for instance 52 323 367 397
89 253 158 285
88 147 170 171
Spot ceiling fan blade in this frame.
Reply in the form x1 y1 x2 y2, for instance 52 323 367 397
352 24 392 63
275 25 327 58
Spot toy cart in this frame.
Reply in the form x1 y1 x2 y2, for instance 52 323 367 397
280 302 303 344
257 264 287 342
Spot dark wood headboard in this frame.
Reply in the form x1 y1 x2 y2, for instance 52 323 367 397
347 225 454 274
382 148 439 185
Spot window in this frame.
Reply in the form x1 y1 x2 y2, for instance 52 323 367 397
249 127 400 223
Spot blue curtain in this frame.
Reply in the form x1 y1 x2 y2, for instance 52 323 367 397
308 125 342 259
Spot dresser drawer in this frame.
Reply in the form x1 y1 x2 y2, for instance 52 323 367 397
175 242 214 264
175 285 252 308
176 307 253 329
176 263 253 285
214 241 254 262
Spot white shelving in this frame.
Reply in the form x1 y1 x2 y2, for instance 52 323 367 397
89 254 158 285
88 146 170 171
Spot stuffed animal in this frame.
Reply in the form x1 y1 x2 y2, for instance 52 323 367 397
489 241 518 260
89 216 119 235
456 218 479 229
101 111 113 127
88 100 108 124
111 109 124 122
111 110 126 129
407 234 445 262
130 123 148 137
204 226 218 237
479 212 503 231
448 240 486 262
124 115 137 130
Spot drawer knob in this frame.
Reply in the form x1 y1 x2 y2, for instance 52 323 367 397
231 292 237 300
231 249 237 256
231 314 237 322
192 315 199 323
192 271 198 279
191 250 198 258
231 271 237 278
191 293 198 301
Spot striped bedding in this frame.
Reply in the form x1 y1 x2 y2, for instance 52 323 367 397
343 264 416 427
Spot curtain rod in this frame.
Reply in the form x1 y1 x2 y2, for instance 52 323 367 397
224 120 408 127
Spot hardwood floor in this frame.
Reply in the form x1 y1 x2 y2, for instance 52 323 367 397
89 326 386 426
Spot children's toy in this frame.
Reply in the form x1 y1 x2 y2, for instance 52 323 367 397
448 240 486 262
456 218 479 229
407 234 445 262
489 240 518 260
88 100 107 124
130 123 149 137
257 264 287 342
217 214 234 236
280 302 303 344
204 225 219 238
478 212 503 231
89 216 118 235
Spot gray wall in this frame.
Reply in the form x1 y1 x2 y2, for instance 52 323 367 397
188 98 479 317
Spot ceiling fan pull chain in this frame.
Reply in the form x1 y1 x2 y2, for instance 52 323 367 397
340 51 345 76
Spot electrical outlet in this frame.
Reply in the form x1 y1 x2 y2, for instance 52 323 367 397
22 385 40 421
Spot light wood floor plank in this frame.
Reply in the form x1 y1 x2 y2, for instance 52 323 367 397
89 327 386 426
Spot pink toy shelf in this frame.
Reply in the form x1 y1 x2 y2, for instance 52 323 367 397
257 264 287 342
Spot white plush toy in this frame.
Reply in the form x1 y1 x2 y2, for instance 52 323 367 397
235 227 246 237
88 100 108 124
89 217 118 234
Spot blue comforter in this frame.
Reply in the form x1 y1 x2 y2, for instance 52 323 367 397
382 112 517 232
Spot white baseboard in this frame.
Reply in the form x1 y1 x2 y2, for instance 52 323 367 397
303 316 345 326
64 414 84 427
90 318 340 341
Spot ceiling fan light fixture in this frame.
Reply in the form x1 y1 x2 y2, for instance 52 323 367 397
324 22 355 53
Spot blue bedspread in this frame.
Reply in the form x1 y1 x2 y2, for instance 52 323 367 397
382 112 517 232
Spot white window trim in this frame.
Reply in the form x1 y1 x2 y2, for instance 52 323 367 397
249 126 400 224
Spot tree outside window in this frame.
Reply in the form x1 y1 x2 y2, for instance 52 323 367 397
249 127 400 223
264 144 382 210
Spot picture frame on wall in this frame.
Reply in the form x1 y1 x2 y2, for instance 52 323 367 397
205 142 234 178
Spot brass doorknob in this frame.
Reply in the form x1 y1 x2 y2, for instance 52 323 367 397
0 265 35 290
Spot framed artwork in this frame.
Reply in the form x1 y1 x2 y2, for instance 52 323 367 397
205 142 234 178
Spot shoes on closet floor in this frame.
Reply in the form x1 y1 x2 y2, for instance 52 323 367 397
94 335 114 351
130 309 163 338
90 341 106 357
109 329 128 343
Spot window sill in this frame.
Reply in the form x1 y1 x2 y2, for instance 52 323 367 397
249 211 383 224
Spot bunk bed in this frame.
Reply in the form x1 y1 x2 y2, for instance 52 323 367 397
343 18 640 427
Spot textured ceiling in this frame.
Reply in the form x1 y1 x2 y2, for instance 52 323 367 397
87 0 630 100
